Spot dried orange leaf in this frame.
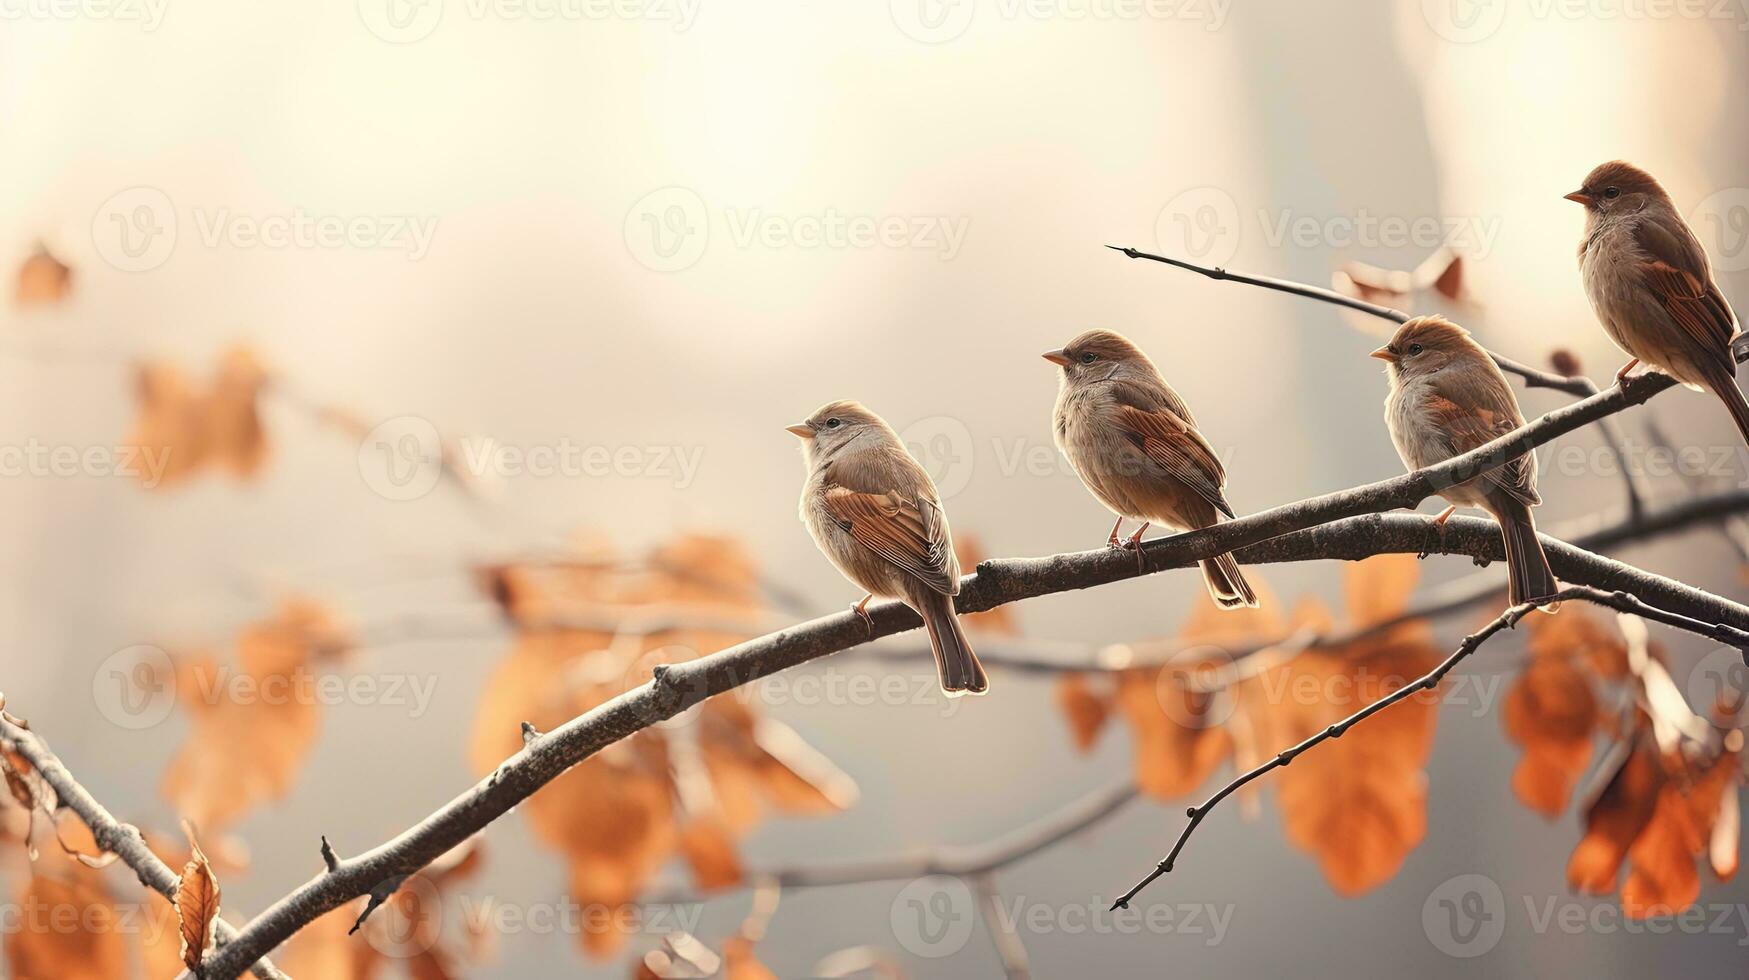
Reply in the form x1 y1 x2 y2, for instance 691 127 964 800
1056 672 1112 753
175 825 221 973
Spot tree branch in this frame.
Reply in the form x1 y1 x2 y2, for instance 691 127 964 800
198 366 1746 977
0 716 288 980
1109 585 1749 911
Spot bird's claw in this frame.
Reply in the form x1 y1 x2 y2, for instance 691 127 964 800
850 597 874 636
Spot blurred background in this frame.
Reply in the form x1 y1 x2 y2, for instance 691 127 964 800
0 0 1747 976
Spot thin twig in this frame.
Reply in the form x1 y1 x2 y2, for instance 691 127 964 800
0 716 288 980
1105 245 1594 395
1108 585 1749 910
973 871 1032 980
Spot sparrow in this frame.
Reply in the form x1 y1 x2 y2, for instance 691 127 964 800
1373 316 1560 608
788 401 989 697
1044 329 1258 609
1567 160 1748 443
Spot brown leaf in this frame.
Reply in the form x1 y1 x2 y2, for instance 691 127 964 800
1117 655 1231 801
175 825 221 974
125 347 269 488
722 936 778 980
1568 737 1666 894
1055 672 1112 753
1344 553 1420 628
1249 630 1440 895
15 245 71 306
678 816 744 892
1502 652 1599 817
4 872 128 980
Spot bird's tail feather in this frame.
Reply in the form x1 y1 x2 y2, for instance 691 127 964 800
1200 553 1259 610
1491 497 1560 610
1704 366 1749 449
918 592 989 697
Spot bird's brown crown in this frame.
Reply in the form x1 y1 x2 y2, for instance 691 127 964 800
805 400 885 429
1061 329 1146 364
1383 315 1474 356
1578 160 1669 202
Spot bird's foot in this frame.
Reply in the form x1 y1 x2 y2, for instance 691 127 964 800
1418 506 1457 559
850 595 874 636
1120 523 1150 573
1614 357 1641 388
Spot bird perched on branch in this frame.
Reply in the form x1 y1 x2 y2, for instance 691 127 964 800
1044 329 1257 610
1374 316 1559 609
789 401 988 697
1568 160 1748 444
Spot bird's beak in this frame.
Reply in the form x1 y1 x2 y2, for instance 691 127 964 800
1563 190 1594 206
1041 349 1071 366
1369 345 1399 363
785 423 814 439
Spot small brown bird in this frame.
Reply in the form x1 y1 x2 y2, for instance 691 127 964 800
1373 316 1559 608
1567 160 1747 442
1045 329 1257 609
788 401 988 697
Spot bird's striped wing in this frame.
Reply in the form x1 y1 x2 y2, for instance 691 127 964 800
822 484 958 595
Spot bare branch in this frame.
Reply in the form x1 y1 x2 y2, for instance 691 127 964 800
973 871 1032 980
1109 585 1749 911
0 716 288 980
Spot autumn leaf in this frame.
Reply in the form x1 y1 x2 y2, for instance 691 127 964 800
1055 672 1112 753
126 347 270 489
15 244 71 306
1568 736 1667 894
161 599 346 831
1502 648 1598 817
175 824 221 975
4 872 127 980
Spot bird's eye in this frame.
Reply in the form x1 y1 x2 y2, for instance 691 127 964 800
825 418 841 429
1079 352 1097 364
1603 186 1620 200
1407 343 1424 356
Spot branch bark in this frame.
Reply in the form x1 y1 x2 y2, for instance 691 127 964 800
196 357 1747 977
0 716 288 980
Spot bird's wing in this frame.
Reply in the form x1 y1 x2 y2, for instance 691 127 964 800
1424 375 1540 508
821 481 958 596
1634 219 1739 370
1108 382 1233 519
